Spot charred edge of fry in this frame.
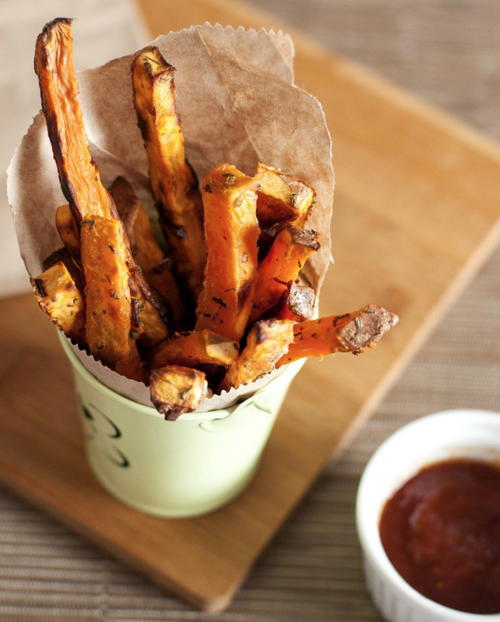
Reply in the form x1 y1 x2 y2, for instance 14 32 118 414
40 17 73 40
33 277 46 298
337 304 399 353
109 177 137 223
31 260 85 345
258 222 286 261
288 226 320 249
55 204 80 257
221 319 295 391
42 247 84 292
150 330 239 368
279 281 315 320
149 365 208 420
136 46 175 78
254 164 315 227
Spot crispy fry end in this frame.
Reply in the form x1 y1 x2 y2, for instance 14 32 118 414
35 18 113 221
249 225 319 324
255 163 314 228
132 46 206 298
277 305 399 367
221 319 295 391
196 164 260 341
151 329 239 369
150 365 208 419
277 281 315 321
31 260 85 344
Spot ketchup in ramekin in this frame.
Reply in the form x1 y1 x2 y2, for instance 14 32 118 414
380 458 500 614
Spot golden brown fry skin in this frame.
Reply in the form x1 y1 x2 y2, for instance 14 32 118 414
31 260 85 345
151 330 239 369
249 226 319 325
150 365 208 420
131 47 206 299
221 319 295 391
109 176 164 272
55 204 80 258
277 305 399 367
146 260 185 328
277 281 315 321
196 164 260 341
34 18 113 222
254 163 314 228
109 176 185 328
55 190 171 346
80 217 143 380
36 21 169 350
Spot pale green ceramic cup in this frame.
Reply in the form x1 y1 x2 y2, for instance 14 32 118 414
60 336 303 518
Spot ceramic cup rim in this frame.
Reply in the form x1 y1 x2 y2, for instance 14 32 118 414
58 331 303 423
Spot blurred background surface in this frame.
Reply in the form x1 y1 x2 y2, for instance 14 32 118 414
1 0 499 620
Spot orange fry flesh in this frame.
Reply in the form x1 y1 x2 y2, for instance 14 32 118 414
150 365 208 420
80 217 143 380
196 164 260 341
151 329 239 369
249 226 319 325
277 305 399 367
221 319 295 391
34 18 113 222
131 47 206 298
255 163 314 228
31 260 85 345
55 204 80 258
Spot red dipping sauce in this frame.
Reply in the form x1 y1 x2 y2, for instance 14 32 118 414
379 459 500 614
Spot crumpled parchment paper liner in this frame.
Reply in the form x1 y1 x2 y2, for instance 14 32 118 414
7 23 334 411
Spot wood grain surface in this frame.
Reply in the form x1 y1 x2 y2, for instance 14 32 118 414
1 0 500 618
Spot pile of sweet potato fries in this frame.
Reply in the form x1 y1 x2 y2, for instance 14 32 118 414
31 18 398 419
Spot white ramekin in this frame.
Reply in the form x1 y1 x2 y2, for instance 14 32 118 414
356 409 500 622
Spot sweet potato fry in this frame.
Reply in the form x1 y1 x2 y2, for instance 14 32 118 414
109 176 163 272
80 217 143 380
145 260 184 324
36 20 169 348
41 247 83 286
31 260 85 345
249 226 319 325
150 365 208 420
254 163 314 228
277 281 315 321
56 189 171 345
55 204 80 258
196 164 260 341
221 319 295 391
34 18 113 222
277 305 399 367
109 176 184 327
151 330 239 369
132 46 206 299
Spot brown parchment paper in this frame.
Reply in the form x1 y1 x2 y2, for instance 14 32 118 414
7 23 334 411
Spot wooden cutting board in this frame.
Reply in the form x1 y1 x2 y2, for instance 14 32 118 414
1 0 500 612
